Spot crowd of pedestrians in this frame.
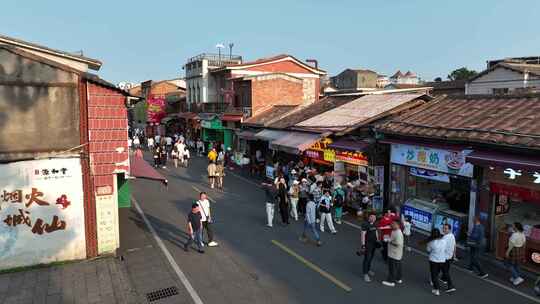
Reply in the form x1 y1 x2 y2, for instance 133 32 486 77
253 158 532 296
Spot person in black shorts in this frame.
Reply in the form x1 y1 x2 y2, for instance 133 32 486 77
360 212 380 282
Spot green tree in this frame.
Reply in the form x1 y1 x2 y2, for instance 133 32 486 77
447 67 477 81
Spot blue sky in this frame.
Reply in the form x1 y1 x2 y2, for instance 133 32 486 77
3 0 539 84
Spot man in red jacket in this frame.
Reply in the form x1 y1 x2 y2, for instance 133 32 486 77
378 206 399 262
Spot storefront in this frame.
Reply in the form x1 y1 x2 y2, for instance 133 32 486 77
388 141 475 241
328 138 385 212
200 116 233 150
466 150 540 272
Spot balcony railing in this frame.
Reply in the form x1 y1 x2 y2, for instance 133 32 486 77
187 53 242 65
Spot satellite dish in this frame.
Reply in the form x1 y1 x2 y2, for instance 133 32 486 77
215 43 225 49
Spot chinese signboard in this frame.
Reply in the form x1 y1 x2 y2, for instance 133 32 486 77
0 158 86 270
490 182 540 202
96 194 119 254
309 138 333 152
335 150 368 166
147 98 166 124
201 119 222 129
305 150 323 160
402 204 433 231
391 144 473 177
323 149 335 163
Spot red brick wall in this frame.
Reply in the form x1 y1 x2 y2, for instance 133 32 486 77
251 76 303 114
87 83 129 188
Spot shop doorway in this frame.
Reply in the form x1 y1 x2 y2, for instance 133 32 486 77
117 173 131 208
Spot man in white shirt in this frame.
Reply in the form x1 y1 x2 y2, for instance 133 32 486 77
441 224 456 293
175 140 185 166
196 192 218 247
382 220 404 287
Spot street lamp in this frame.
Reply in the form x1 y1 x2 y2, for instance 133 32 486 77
216 43 225 60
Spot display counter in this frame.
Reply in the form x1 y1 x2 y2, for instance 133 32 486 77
402 198 439 233
496 230 540 274
435 209 468 242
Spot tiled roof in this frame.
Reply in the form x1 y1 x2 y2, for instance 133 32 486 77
424 80 466 90
377 94 540 150
295 93 428 134
216 54 326 75
385 83 427 89
266 95 358 130
243 105 299 127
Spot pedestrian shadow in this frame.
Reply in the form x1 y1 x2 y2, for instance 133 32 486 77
125 207 191 248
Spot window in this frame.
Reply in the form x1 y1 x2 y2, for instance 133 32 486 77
492 88 509 95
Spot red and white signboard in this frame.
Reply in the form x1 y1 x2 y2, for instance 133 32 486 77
0 158 86 270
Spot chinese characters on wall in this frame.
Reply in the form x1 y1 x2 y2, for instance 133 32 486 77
1 187 70 235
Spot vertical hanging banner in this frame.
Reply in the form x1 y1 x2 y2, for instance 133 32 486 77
0 158 86 270
147 97 166 124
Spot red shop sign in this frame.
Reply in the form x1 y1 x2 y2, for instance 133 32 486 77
304 150 323 160
490 182 540 202
335 150 368 166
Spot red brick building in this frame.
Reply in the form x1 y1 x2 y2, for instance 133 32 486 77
197 54 325 149
0 35 131 269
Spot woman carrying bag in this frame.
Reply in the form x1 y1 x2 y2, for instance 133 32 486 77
506 222 526 286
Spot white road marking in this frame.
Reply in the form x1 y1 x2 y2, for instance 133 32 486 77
132 197 204 304
342 220 363 230
343 220 540 303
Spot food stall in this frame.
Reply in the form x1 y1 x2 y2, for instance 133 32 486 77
389 142 475 241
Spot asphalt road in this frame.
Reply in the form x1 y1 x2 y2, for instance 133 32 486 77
122 154 538 304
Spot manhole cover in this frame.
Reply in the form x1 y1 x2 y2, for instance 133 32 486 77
146 286 179 302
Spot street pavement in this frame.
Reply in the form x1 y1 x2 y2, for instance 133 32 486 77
123 153 539 304
0 257 137 304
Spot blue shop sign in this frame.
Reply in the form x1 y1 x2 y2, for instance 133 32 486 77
402 205 432 231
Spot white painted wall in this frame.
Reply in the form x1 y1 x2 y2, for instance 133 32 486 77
0 158 87 270
467 67 540 94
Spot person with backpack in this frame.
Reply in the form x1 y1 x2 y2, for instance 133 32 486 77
333 184 345 225
319 190 337 234
289 180 300 221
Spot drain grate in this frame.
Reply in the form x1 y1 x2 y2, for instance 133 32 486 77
146 286 179 302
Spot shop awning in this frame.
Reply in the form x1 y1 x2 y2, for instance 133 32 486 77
254 129 289 142
466 150 540 171
130 156 168 185
270 131 324 154
237 130 258 140
178 112 197 120
221 114 243 122
160 115 179 124
328 138 370 151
